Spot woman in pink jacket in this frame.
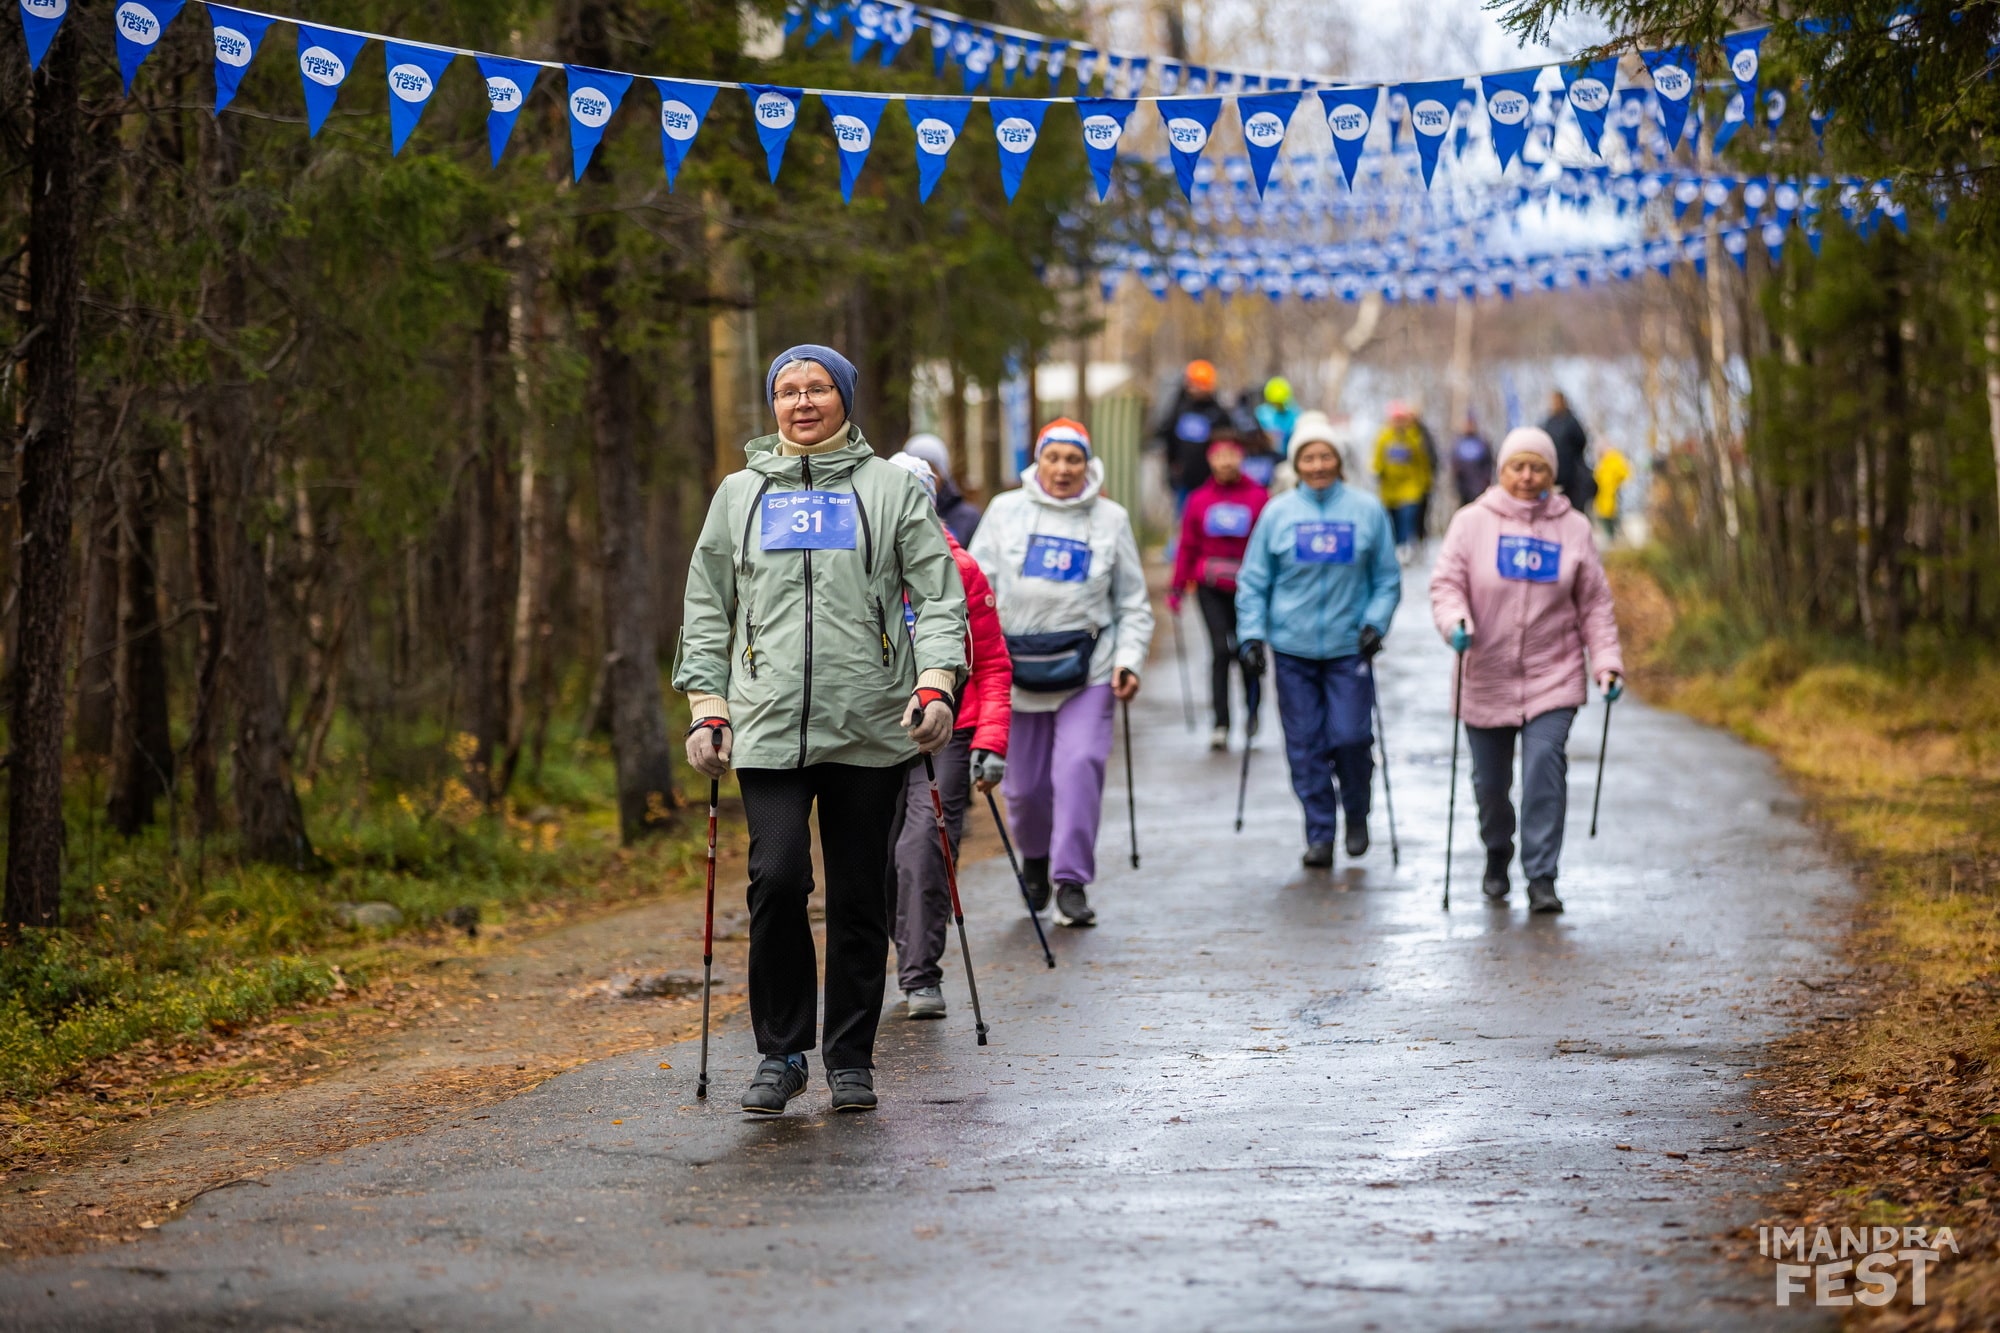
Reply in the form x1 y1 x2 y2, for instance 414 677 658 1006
1429 427 1624 914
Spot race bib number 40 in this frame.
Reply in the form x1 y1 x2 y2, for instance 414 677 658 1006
1295 521 1355 564
760 491 859 551
1203 502 1253 538
1497 535 1561 583
1023 534 1092 582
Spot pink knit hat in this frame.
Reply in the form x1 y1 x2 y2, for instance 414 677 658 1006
1496 426 1558 472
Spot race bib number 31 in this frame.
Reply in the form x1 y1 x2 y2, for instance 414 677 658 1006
1023 534 1092 582
1295 521 1355 564
1497 535 1561 583
760 491 859 551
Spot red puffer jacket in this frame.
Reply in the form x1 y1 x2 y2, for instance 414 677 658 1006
948 529 1012 755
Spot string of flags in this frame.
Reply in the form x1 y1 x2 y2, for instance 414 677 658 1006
21 0 1816 207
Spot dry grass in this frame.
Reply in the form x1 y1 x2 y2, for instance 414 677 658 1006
1607 557 2000 1327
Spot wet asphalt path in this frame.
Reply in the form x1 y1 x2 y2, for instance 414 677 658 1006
5 565 1852 1331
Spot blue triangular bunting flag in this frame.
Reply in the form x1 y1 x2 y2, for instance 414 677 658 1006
987 98 1050 201
1235 90 1299 196
744 84 805 183
18 0 66 71
906 97 971 202
1158 97 1221 200
1480 68 1537 171
1723 28 1768 127
1316 86 1379 188
1642 45 1696 148
821 93 887 203
477 56 540 166
114 0 186 95
207 5 274 115
653 79 718 190
1561 57 1619 156
565 66 633 181
296 25 368 138
383 42 454 155
1395 78 1465 186
1075 98 1133 200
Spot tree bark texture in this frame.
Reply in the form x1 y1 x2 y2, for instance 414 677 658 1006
107 438 173 835
7 22 84 929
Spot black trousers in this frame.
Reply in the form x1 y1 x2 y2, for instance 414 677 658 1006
737 761 909 1069
1196 584 1240 730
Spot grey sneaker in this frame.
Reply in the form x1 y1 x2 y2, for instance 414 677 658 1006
827 1067 877 1112
905 985 947 1020
1054 882 1096 927
741 1056 808 1114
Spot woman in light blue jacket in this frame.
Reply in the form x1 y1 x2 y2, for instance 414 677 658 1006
1235 414 1401 868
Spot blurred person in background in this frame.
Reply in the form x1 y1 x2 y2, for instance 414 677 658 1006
1591 443 1630 545
1541 390 1596 514
902 432 982 545
1169 434 1271 750
1450 416 1494 507
1373 401 1433 565
1154 360 1235 512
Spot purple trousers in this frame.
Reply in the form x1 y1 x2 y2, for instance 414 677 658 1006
1001 683 1115 887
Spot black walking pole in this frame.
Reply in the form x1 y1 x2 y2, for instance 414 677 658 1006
1589 683 1617 838
1170 602 1196 732
984 788 1056 968
923 753 989 1045
1444 623 1467 912
1121 695 1140 869
1234 671 1262 833
1372 689 1400 867
696 777 718 1099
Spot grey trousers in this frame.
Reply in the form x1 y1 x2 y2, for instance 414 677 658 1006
890 728 972 991
1466 707 1578 883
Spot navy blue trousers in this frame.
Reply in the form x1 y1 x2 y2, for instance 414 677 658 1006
1273 651 1375 845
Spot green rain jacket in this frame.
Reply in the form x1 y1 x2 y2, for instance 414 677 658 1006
672 428 969 770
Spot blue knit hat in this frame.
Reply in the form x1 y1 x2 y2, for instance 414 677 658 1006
766 344 858 417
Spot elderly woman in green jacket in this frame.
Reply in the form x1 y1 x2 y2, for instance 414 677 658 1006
673 344 968 1116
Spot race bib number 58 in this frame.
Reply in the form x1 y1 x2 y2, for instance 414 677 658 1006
1023 534 1091 582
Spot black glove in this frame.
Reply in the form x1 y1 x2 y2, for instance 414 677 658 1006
1357 625 1384 661
1239 639 1267 679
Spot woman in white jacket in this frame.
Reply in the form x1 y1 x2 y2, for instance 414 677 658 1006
970 419 1153 927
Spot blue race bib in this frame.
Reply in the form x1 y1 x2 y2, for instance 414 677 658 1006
1241 455 1276 487
1175 410 1213 445
1023 534 1092 582
1295 521 1355 564
1497 535 1561 583
1203 502 1253 538
1387 445 1413 464
760 491 859 551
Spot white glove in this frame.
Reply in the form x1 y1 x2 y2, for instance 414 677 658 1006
685 720 732 778
902 689 956 755
970 749 1005 789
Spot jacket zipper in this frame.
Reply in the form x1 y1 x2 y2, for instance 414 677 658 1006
798 458 815 769
874 597 892 667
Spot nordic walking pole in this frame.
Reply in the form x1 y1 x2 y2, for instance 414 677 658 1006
984 788 1056 969
1234 671 1261 833
924 754 990 1045
1589 684 1617 838
1121 695 1141 869
1372 689 1400 868
696 776 718 1099
1444 622 1467 912
1170 601 1196 732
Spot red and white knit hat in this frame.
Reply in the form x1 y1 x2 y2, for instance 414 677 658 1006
1034 417 1092 460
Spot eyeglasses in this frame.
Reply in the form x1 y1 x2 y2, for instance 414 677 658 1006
774 384 839 409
